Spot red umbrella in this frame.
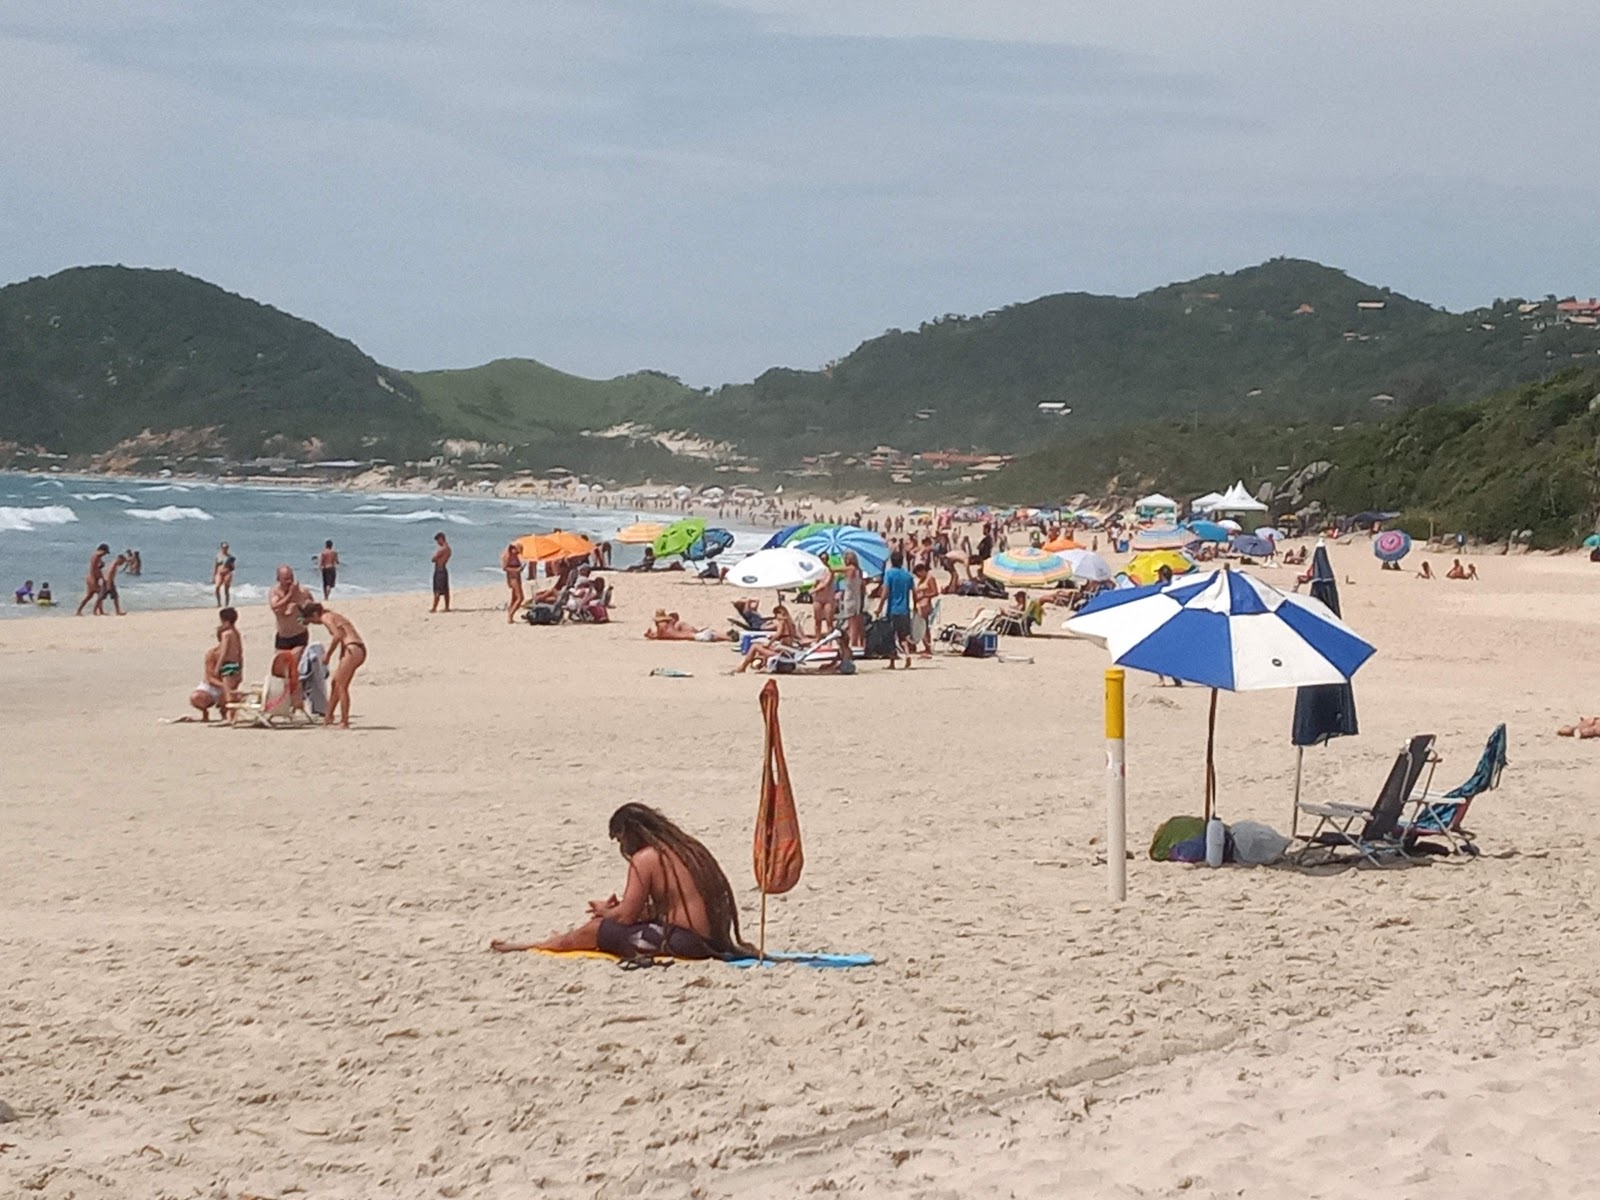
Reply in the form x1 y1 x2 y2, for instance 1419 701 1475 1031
753 680 803 958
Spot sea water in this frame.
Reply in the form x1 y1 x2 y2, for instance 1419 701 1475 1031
0 473 767 617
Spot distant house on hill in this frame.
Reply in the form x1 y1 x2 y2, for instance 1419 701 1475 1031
1357 301 1386 311
1293 303 1315 315
1557 299 1600 323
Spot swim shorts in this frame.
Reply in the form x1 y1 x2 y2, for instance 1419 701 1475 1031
596 919 716 960
321 567 336 591
274 630 309 651
432 567 449 596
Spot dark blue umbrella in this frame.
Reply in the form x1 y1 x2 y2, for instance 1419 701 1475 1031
762 523 804 550
685 528 735 561
1231 533 1276 559
1290 544 1360 830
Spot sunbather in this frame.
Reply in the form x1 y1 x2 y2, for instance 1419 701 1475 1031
1416 560 1434 579
735 604 804 672
1557 717 1600 738
489 803 754 960
1446 558 1478 580
646 609 728 641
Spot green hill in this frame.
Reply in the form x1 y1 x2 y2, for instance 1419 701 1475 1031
0 266 438 459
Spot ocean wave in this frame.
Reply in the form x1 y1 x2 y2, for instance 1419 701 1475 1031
72 492 137 504
32 477 66 487
375 510 474 525
353 503 389 513
134 580 269 605
0 504 80 533
128 505 214 522
138 483 196 493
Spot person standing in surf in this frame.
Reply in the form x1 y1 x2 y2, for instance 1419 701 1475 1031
213 542 236 607
317 540 341 600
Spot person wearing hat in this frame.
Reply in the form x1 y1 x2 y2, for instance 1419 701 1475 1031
75 544 112 616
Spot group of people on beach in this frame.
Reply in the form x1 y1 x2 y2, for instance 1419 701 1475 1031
499 539 613 624
74 543 133 616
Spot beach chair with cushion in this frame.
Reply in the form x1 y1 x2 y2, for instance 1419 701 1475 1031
939 607 996 647
1399 723 1507 856
231 651 315 729
1293 734 1436 866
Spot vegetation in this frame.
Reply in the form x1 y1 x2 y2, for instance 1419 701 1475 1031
0 266 439 459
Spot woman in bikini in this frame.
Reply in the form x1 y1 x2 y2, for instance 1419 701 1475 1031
490 803 753 961
300 603 367 728
734 603 803 672
502 543 526 623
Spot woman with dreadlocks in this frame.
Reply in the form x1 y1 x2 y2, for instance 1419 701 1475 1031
490 803 754 960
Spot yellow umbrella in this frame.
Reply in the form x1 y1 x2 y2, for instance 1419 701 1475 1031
615 521 665 545
1124 549 1196 586
515 531 594 562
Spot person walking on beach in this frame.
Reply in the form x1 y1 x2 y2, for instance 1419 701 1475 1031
912 561 939 656
269 565 313 655
99 552 128 616
840 550 866 650
75 544 111 616
213 542 236 607
300 603 366 729
501 542 525 623
878 549 916 669
430 532 452 613
317 540 341 600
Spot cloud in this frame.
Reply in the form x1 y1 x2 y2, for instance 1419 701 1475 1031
0 1 1596 384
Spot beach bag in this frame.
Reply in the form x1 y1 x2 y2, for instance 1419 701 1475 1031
1229 821 1290 866
1149 816 1205 861
863 617 898 659
524 602 561 625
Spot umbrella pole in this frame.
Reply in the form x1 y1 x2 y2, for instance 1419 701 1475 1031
1204 687 1219 821
1291 747 1304 838
758 892 768 962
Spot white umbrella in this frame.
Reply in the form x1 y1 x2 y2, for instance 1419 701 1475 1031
1217 518 1242 533
728 547 832 591
1255 527 1284 542
1062 548 1113 582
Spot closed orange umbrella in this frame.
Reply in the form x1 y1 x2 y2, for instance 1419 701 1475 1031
514 531 593 562
754 679 803 958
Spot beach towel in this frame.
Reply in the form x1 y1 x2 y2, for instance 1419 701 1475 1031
525 947 876 969
299 642 329 717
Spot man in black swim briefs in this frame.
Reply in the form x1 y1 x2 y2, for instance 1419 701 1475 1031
268 565 313 651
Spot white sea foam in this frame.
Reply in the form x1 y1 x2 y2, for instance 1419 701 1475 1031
376 510 474 525
72 492 137 504
138 483 196 494
127 505 214 522
0 504 80 533
353 503 389 513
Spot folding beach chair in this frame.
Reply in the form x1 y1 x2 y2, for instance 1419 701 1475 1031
1399 723 1507 856
766 630 843 673
231 651 316 728
1293 734 1436 866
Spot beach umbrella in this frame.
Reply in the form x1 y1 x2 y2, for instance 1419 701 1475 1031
1062 549 1114 582
1255 527 1285 542
1042 534 1084 553
1125 549 1196 585
754 679 804 959
1066 568 1376 821
1231 534 1276 559
652 518 706 559
1585 533 1600 550
762 523 805 550
1131 525 1190 551
984 547 1073 588
796 525 890 576
684 528 735 561
729 547 832 591
515 531 593 562
1373 530 1412 563
1291 544 1359 833
1184 520 1230 544
1218 519 1242 533
780 521 837 547
615 521 665 545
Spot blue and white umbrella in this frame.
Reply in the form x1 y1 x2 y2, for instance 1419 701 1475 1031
762 523 805 550
1184 520 1231 544
1066 568 1376 820
796 525 891 577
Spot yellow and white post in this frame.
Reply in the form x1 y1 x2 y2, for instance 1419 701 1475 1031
1105 668 1127 902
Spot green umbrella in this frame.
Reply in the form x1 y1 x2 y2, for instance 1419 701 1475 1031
653 518 707 558
779 522 836 546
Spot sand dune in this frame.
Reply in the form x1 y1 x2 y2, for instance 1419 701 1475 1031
3 544 1598 1198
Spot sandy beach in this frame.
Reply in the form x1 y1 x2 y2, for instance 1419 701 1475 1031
5 544 1600 1198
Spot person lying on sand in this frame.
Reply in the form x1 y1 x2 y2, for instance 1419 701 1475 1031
489 803 754 960
1446 559 1479 580
1557 717 1600 738
645 609 729 641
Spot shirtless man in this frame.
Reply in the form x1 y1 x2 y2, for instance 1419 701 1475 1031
300 603 366 728
501 543 525 623
216 606 244 708
99 553 128 616
75 544 111 616
490 803 753 960
430 532 451 613
317 540 341 600
268 566 313 701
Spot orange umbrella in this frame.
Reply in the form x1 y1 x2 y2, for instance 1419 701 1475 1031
754 679 803 958
514 531 593 562
1043 534 1084 553
615 521 665 545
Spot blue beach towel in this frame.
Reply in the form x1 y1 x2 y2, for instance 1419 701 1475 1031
725 952 878 970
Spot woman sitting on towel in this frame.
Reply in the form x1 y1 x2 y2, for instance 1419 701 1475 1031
490 803 753 960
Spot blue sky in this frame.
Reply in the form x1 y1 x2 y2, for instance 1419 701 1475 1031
2 1 1595 385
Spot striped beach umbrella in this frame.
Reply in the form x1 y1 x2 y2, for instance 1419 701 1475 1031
984 547 1073 588
1131 525 1190 551
796 525 890 576
1373 530 1412 563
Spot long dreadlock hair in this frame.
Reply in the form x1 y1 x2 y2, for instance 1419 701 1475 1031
608 803 753 956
